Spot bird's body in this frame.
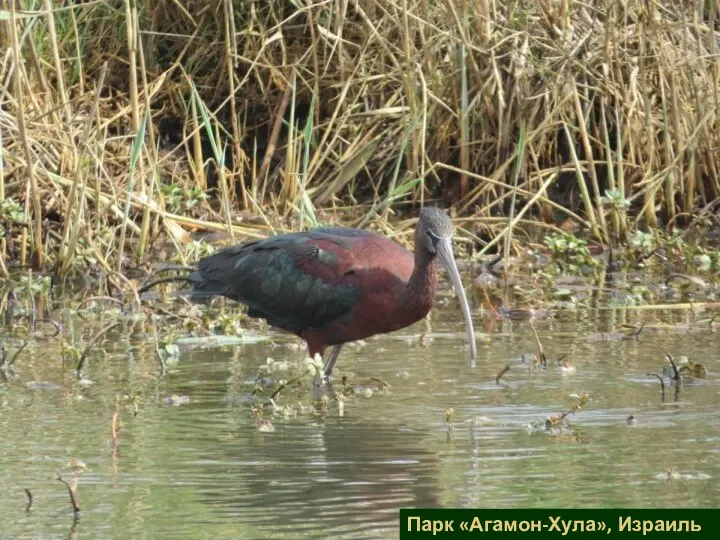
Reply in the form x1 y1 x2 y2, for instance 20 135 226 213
188 207 476 380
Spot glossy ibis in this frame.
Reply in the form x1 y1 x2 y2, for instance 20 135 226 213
186 207 477 381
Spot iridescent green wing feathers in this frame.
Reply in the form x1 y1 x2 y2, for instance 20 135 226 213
188 231 362 333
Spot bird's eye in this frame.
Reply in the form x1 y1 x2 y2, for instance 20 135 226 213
425 230 440 244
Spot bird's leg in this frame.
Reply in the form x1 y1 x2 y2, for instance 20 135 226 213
322 344 344 382
311 344 343 400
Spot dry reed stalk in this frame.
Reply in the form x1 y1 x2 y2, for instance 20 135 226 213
476 0 491 45
0 96 5 271
215 126 235 242
0 251 8 279
571 81 609 243
710 0 720 148
280 72 298 209
614 105 627 229
223 0 247 209
57 64 108 276
459 43 470 201
435 162 589 227
1 0 719 278
658 65 677 222
669 66 683 210
502 121 526 263
258 71 294 192
189 80 206 191
69 2 84 94
136 13 159 258
456 91 576 215
45 166 266 240
116 107 148 272
304 62 369 199
600 99 624 239
9 1 43 271
125 0 140 131
638 16 658 228
401 0 419 181
43 0 71 125
479 170 559 259
562 122 601 241
315 129 383 206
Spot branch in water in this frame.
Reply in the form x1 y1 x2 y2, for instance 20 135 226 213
56 474 81 515
76 321 122 378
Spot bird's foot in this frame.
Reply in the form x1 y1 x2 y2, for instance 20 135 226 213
313 373 333 388
312 372 336 401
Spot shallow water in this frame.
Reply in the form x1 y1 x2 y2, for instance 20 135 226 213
1 294 719 539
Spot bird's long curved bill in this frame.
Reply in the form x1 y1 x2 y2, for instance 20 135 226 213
436 237 477 365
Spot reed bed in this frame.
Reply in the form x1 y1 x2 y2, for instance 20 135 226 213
1 0 720 282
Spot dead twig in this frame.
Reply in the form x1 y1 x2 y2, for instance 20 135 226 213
111 410 119 449
153 327 167 376
0 338 30 369
369 377 389 390
151 304 200 323
56 473 81 515
267 371 309 403
528 320 547 367
546 393 589 429
495 365 510 385
76 296 126 312
707 313 717 330
75 321 122 377
637 246 666 264
257 71 295 185
7 339 29 367
25 488 33 512
619 323 646 340
480 285 499 319
41 318 64 337
665 274 707 289
647 372 666 401
665 352 681 381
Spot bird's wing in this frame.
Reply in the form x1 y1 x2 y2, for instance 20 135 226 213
190 231 365 333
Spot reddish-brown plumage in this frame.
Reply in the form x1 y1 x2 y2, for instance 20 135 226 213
301 229 439 358
188 207 476 381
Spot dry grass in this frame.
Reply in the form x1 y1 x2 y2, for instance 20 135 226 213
1 0 720 281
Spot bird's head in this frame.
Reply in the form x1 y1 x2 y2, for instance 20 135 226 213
416 206 477 364
418 206 455 254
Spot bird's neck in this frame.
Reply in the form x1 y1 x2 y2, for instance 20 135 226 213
404 246 438 310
